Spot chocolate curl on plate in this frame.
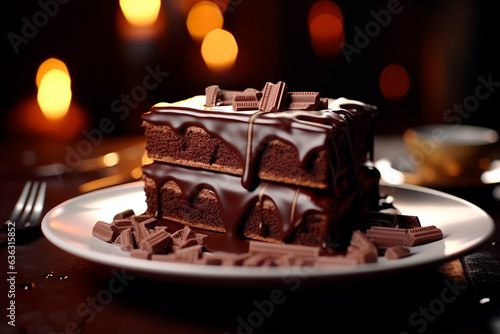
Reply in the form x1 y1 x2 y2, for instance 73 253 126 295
259 81 288 112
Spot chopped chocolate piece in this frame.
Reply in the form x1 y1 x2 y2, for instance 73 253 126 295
315 255 359 267
111 219 134 232
152 245 203 263
347 247 378 264
360 211 398 229
175 245 203 262
132 214 155 223
396 215 421 229
130 249 150 259
140 230 173 254
113 209 135 220
112 218 133 227
117 227 135 252
232 89 262 111
249 240 320 258
242 252 273 267
272 254 295 267
288 92 320 110
92 221 120 243
135 216 157 228
366 226 406 249
405 226 443 246
154 225 168 233
131 219 150 246
350 230 376 250
171 226 197 240
172 238 201 252
202 252 252 266
259 81 288 112
347 230 378 263
205 85 220 107
205 85 243 107
385 245 411 259
319 97 329 109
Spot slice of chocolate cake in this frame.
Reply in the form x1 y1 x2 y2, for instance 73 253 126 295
141 82 381 253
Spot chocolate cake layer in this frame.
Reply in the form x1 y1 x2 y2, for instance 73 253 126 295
142 161 380 253
142 90 376 191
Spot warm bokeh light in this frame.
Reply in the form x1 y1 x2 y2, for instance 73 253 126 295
119 0 161 27
201 29 238 71
37 69 72 121
36 58 69 88
7 58 86 138
308 0 344 26
308 1 344 58
103 152 120 167
379 63 411 100
186 1 224 42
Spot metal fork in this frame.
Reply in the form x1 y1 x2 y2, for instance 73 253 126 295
6 181 47 230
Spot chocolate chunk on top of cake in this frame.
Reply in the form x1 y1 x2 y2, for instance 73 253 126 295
141 82 381 253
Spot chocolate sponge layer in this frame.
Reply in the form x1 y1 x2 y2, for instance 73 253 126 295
144 123 334 189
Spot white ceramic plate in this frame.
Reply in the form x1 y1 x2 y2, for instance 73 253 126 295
41 182 495 284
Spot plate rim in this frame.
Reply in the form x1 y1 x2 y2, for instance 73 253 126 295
41 181 495 283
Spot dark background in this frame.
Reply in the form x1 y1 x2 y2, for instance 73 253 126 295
1 0 499 140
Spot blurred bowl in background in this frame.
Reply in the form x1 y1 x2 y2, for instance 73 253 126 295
403 124 499 186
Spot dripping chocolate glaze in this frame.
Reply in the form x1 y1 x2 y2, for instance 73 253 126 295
142 162 334 253
141 101 375 191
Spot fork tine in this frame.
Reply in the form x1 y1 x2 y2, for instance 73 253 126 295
17 181 40 228
26 181 47 228
8 180 33 223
